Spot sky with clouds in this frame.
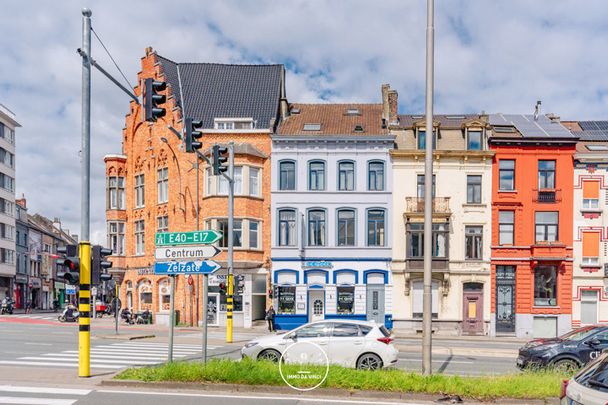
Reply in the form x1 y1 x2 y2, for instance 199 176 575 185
1 0 607 244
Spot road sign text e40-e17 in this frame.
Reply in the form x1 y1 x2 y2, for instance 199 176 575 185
155 230 222 246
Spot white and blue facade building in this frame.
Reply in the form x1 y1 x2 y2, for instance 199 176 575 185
271 104 394 330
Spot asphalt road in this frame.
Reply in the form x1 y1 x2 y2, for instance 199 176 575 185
0 313 519 376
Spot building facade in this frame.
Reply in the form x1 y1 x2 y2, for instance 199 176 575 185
0 104 18 300
489 114 576 338
389 90 493 335
106 47 285 327
14 198 28 308
271 103 394 330
563 121 608 328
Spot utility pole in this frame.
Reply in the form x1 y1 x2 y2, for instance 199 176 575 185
422 0 435 376
79 8 92 379
226 142 235 343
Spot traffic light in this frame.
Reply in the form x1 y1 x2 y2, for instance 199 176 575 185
92 245 113 285
56 245 80 285
219 282 227 295
185 117 203 153
144 78 166 122
212 145 228 175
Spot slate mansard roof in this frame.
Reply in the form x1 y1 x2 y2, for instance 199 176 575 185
157 55 284 130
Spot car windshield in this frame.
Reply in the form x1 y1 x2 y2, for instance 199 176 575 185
560 327 597 341
575 353 608 392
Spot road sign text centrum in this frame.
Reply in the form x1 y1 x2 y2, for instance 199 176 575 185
155 230 222 246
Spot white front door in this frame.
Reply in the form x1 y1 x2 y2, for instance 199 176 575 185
309 290 325 322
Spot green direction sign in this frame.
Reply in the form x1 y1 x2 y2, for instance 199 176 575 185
155 230 223 246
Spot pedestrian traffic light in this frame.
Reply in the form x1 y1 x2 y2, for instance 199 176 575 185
219 282 227 295
185 117 203 153
144 78 166 122
92 245 113 285
212 145 228 175
56 245 80 285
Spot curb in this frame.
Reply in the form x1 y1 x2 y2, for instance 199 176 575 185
100 379 558 404
95 334 156 341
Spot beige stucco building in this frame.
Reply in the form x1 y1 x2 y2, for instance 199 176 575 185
386 88 494 335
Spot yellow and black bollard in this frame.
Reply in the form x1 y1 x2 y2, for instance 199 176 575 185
226 273 233 343
78 241 91 377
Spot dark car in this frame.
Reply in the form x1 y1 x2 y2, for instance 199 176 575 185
517 325 608 372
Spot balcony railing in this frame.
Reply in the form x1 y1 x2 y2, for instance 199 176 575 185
405 197 451 214
533 189 562 203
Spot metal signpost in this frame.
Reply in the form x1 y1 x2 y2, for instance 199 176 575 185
154 231 222 363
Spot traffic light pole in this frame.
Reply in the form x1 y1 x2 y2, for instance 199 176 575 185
168 274 175 362
226 142 234 343
79 8 92 379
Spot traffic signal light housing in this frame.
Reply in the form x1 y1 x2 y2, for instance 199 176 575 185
185 117 203 153
144 78 166 122
56 245 80 285
219 282 227 295
212 145 228 175
92 245 113 285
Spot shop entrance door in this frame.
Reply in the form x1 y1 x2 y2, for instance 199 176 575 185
308 289 325 322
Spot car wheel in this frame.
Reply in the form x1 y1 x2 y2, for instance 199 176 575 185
357 353 383 370
552 358 580 373
257 349 281 363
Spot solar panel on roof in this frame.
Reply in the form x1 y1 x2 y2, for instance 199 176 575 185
579 130 608 141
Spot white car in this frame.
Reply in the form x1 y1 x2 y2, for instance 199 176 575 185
241 320 398 370
562 352 608 405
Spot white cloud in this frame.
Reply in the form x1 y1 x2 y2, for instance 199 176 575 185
1 0 607 243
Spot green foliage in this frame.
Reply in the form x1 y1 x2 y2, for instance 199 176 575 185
115 359 566 400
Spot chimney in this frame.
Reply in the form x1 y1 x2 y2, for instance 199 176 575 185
145 46 154 56
279 66 290 120
381 84 390 122
534 100 541 121
388 89 399 125
546 113 560 123
53 217 62 232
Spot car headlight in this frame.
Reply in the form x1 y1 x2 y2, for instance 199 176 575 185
244 342 258 349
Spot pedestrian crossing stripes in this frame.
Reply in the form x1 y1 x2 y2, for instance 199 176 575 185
0 385 90 405
0 314 59 321
0 341 217 370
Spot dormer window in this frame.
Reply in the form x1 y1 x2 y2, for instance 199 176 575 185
346 108 360 115
467 130 483 150
214 118 255 130
354 125 364 132
303 123 321 131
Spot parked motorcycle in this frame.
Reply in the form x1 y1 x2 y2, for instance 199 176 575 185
136 309 151 324
58 304 79 322
0 298 14 315
121 308 135 325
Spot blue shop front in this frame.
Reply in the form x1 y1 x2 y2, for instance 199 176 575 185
271 259 393 331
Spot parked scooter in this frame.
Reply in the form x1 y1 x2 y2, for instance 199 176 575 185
58 304 79 322
121 308 135 325
0 297 14 315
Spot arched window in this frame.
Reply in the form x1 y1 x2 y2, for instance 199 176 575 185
137 279 152 311
279 160 296 191
278 209 297 246
308 160 325 191
338 161 355 191
158 279 171 312
337 209 356 246
368 160 385 191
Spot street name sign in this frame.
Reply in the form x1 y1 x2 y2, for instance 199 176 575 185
154 260 222 275
155 245 221 261
155 230 222 246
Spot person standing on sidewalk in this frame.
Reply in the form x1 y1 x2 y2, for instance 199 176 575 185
265 306 275 332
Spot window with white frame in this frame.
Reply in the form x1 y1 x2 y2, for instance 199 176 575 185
499 211 514 245
308 209 326 246
308 161 325 191
338 161 355 191
582 232 600 265
465 226 483 260
368 161 385 191
135 220 145 255
233 166 243 195
218 173 229 195
205 167 213 195
157 168 168 204
467 130 482 150
279 161 296 191
107 176 125 210
582 180 600 209
135 174 145 208
278 209 296 247
337 209 355 246
157 215 169 233
249 220 259 249
249 167 260 196
214 118 255 130
107 221 125 255
367 209 385 247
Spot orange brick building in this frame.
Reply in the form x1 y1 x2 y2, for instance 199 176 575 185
489 113 576 338
105 47 287 327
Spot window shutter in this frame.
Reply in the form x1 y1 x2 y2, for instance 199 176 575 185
582 232 600 257
583 181 600 199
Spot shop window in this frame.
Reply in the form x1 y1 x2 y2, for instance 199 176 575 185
276 286 296 314
534 266 557 306
336 286 355 314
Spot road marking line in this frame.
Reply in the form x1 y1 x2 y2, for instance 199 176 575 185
0 386 90 395
107 343 203 349
0 396 76 405
397 358 474 364
24 343 53 346
48 352 176 360
0 361 121 369
62 350 187 356
92 346 200 354
19 357 159 365
98 389 425 404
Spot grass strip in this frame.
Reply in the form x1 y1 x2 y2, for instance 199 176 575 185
115 359 567 400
